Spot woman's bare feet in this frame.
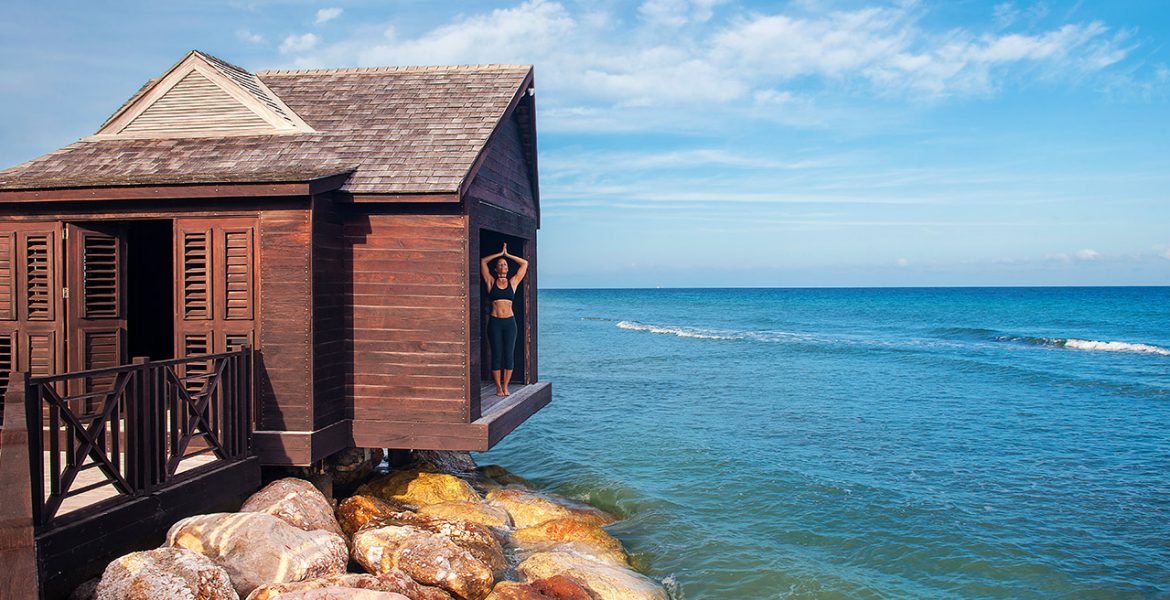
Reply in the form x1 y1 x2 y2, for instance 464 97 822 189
497 388 510 397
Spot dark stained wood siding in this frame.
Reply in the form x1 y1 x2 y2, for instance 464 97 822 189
346 212 469 446
257 209 313 432
465 112 536 220
312 196 347 430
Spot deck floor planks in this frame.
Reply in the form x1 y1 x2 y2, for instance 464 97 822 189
44 451 216 517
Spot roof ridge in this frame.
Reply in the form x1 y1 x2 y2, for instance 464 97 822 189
257 64 532 76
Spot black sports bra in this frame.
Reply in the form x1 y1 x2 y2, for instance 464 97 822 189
488 280 515 301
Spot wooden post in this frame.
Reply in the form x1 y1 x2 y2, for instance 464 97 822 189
0 372 41 599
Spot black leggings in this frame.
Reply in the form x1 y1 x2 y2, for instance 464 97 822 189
488 316 517 371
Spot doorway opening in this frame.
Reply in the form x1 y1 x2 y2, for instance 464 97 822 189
126 220 174 360
479 229 526 385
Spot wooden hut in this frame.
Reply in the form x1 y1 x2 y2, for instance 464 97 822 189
0 50 551 468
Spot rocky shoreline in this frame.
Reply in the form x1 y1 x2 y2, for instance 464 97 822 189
77 450 669 600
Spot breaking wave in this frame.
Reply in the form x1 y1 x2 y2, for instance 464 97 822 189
997 336 1170 356
616 320 743 340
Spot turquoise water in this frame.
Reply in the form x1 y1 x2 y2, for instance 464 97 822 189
479 287 1170 599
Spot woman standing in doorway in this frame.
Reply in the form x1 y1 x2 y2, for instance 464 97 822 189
480 244 528 396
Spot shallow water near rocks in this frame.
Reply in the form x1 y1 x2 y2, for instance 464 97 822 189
477 287 1170 599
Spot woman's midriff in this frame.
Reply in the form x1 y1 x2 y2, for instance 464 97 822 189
491 299 514 318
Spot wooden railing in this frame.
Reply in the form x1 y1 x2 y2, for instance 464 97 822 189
17 348 253 527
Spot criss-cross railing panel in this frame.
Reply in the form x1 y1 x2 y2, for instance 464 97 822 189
24 348 252 527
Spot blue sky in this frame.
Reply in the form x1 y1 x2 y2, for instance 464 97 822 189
2 0 1168 287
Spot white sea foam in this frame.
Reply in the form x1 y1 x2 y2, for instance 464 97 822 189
1061 338 1170 356
615 320 741 340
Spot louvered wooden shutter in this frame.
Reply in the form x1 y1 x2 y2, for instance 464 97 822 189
81 232 120 318
25 233 55 321
223 228 253 320
0 232 15 321
181 229 212 319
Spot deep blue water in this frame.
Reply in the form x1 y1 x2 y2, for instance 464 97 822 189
479 287 1170 599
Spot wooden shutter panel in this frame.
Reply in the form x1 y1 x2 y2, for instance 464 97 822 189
181 230 212 319
223 229 253 320
25 233 55 321
0 332 12 408
81 231 120 318
0 233 14 321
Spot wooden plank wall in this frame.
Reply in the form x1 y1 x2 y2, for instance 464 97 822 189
257 209 314 432
465 112 537 221
312 197 347 429
345 212 469 438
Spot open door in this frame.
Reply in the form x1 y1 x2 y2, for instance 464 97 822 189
66 223 128 396
0 224 66 402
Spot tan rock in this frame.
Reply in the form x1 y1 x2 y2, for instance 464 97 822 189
248 571 453 600
359 470 482 508
475 465 531 489
486 489 615 529
353 525 494 600
270 589 408 600
94 547 238 600
362 511 507 577
511 519 627 567
167 512 348 596
241 477 346 539
418 501 513 530
484 576 593 600
517 551 667 600
337 495 404 539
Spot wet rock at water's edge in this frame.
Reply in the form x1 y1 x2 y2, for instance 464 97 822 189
486 489 616 529
511 517 628 567
517 551 668 600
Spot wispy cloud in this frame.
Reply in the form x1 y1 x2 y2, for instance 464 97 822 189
236 29 265 44
315 7 342 25
280 32 319 54
1075 248 1101 260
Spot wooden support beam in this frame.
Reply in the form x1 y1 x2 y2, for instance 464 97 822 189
0 372 40 600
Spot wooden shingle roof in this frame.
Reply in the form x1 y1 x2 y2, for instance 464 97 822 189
0 51 534 196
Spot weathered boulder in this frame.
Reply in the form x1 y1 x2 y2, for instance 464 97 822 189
475 465 531 489
486 489 615 529
270 589 408 600
241 477 346 539
167 512 348 596
337 495 404 539
511 518 627 566
517 551 667 600
248 571 453 600
362 511 507 577
94 547 238 600
412 450 478 475
328 447 386 487
352 525 494 600
418 501 513 530
484 576 593 600
359 470 482 508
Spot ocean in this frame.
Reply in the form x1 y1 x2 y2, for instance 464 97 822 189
478 287 1170 599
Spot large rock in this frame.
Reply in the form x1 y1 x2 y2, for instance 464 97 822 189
411 451 477 475
484 577 593 600
361 511 507 577
486 489 615 529
418 501 513 530
271 589 408 600
272 589 409 598
337 495 404 539
94 547 238 600
474 465 531 490
517 551 667 600
168 512 348 596
241 478 346 539
511 518 627 566
248 571 452 600
328 447 386 487
359 470 482 508
353 525 494 600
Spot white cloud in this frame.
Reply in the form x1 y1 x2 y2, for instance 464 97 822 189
315 7 342 25
993 3 1018 28
280 33 320 54
1075 248 1100 260
896 257 910 267
638 0 727 28
1162 248 1170 261
236 29 265 44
